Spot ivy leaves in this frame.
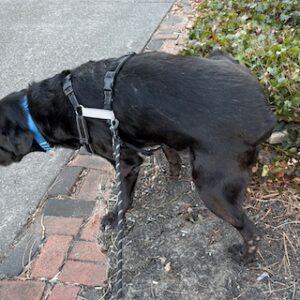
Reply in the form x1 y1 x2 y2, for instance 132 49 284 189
183 0 300 123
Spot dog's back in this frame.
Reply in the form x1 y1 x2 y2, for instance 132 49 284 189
102 52 276 148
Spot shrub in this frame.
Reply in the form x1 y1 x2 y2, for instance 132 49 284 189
182 0 300 123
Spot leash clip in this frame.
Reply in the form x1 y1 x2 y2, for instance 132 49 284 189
110 118 119 132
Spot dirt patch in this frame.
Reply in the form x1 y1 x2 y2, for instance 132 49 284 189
103 151 299 300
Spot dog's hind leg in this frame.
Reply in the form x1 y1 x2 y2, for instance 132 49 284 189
162 145 182 177
191 148 261 263
102 148 143 228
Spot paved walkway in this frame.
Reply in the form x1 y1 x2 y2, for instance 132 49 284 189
0 0 196 299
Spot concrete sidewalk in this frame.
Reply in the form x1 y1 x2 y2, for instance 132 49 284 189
0 0 173 262
0 1 196 298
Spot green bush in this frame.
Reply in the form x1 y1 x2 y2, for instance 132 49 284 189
182 0 300 123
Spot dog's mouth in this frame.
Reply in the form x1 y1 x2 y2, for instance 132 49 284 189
12 154 23 162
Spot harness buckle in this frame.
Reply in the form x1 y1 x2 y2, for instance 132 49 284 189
63 75 74 95
104 90 112 99
76 105 83 116
104 71 115 91
64 86 73 96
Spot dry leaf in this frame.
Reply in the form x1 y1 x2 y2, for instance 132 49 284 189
164 262 171 272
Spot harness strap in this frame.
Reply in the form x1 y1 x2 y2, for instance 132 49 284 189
79 107 115 120
103 53 136 111
63 74 94 153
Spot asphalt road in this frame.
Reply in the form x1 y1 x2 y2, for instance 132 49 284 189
0 0 173 256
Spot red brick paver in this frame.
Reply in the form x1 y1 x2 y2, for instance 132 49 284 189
31 235 72 279
44 216 83 236
80 210 102 241
48 284 80 300
0 280 45 300
69 241 108 263
76 169 103 201
69 154 110 170
59 260 107 286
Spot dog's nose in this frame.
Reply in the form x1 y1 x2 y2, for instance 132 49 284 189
11 153 22 162
14 154 23 162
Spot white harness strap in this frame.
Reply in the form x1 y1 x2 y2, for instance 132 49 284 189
80 107 115 120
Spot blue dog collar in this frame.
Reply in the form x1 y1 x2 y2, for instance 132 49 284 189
20 95 53 152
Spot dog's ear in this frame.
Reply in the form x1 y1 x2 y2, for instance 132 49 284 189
0 91 35 165
0 126 33 155
7 127 34 157
0 127 33 165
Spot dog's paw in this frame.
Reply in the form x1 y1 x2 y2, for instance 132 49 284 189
169 164 181 178
101 212 117 230
228 243 256 265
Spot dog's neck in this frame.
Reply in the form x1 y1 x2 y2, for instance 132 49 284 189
27 73 81 150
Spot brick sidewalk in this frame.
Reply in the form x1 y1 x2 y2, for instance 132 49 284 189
0 153 113 300
0 1 197 299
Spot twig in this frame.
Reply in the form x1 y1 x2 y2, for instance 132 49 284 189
40 214 45 240
292 281 297 300
249 265 276 276
22 232 33 269
280 232 291 276
26 238 38 277
263 284 295 294
256 198 300 209
258 207 272 222
273 221 300 230
261 193 280 199
283 231 297 253
263 142 299 158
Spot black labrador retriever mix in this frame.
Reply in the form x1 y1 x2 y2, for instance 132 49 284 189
0 51 275 263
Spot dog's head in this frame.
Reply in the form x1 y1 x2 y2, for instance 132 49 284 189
0 91 37 166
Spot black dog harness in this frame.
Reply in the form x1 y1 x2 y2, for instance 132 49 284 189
62 53 134 153
62 53 160 156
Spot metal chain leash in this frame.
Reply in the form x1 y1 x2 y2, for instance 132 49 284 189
109 119 124 299
104 53 135 299
63 54 136 300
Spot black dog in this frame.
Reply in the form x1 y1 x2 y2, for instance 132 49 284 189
0 51 275 263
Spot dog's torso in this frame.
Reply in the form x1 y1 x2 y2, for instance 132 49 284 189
67 52 275 154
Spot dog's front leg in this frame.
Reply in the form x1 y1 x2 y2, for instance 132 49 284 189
102 148 143 228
